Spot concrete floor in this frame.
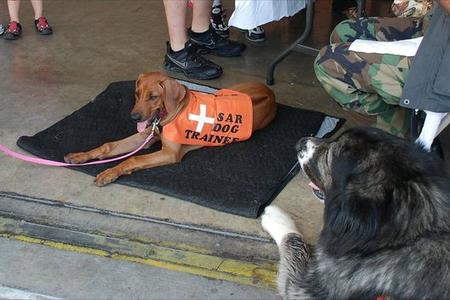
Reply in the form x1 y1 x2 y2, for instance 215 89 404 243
0 0 331 258
0 237 278 299
0 0 449 293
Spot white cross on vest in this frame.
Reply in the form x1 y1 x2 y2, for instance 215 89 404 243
188 104 215 133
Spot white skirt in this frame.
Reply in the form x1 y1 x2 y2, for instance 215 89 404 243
228 0 306 30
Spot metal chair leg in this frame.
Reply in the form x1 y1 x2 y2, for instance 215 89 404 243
266 0 366 85
410 109 420 141
266 0 315 85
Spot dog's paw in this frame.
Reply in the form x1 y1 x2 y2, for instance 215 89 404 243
94 168 119 187
64 152 90 164
261 206 299 245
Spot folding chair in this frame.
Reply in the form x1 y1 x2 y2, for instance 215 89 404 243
266 0 366 85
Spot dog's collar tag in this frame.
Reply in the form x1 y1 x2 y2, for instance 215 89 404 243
151 117 161 133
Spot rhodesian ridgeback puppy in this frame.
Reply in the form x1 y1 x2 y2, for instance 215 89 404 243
64 72 276 186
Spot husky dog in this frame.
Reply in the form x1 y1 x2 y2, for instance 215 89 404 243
262 127 450 299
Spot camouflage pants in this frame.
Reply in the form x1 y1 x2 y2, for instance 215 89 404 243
314 17 429 136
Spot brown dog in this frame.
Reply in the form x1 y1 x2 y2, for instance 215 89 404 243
64 72 276 186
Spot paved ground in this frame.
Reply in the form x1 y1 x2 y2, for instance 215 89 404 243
0 237 279 300
0 0 449 297
0 0 332 264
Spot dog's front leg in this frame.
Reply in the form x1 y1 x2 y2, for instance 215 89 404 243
262 206 312 299
94 147 180 186
64 131 157 164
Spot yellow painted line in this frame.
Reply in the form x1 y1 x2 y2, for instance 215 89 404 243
147 245 224 270
0 233 277 289
112 254 275 289
2 234 110 257
218 259 276 279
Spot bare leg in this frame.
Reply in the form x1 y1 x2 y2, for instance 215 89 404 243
192 0 212 33
163 0 189 51
7 0 21 22
30 0 43 19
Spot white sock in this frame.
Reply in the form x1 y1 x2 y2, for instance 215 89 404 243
212 0 221 7
415 111 447 151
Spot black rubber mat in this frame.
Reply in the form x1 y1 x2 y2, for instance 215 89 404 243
17 81 343 218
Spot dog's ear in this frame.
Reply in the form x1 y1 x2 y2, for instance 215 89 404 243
319 159 385 257
321 190 383 257
160 78 187 113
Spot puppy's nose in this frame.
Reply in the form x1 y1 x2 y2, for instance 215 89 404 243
130 112 142 122
296 138 309 153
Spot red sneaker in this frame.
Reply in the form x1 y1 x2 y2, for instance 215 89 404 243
35 16 53 35
3 21 22 40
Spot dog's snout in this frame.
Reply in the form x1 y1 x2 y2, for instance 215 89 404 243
130 112 142 122
296 138 309 153
296 137 318 167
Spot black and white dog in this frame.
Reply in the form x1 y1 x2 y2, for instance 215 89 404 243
262 127 450 299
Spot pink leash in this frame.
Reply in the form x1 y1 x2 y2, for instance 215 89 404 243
0 120 158 167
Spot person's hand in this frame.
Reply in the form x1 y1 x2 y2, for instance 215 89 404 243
438 0 450 14
391 0 432 17
391 0 409 17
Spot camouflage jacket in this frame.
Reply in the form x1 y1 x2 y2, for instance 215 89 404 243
401 5 450 112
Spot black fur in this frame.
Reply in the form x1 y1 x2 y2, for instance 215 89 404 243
277 127 450 299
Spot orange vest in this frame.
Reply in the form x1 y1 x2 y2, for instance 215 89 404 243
163 89 253 146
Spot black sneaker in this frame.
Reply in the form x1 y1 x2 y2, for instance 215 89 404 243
245 26 265 42
210 4 229 38
3 21 22 40
189 26 245 57
164 41 223 80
